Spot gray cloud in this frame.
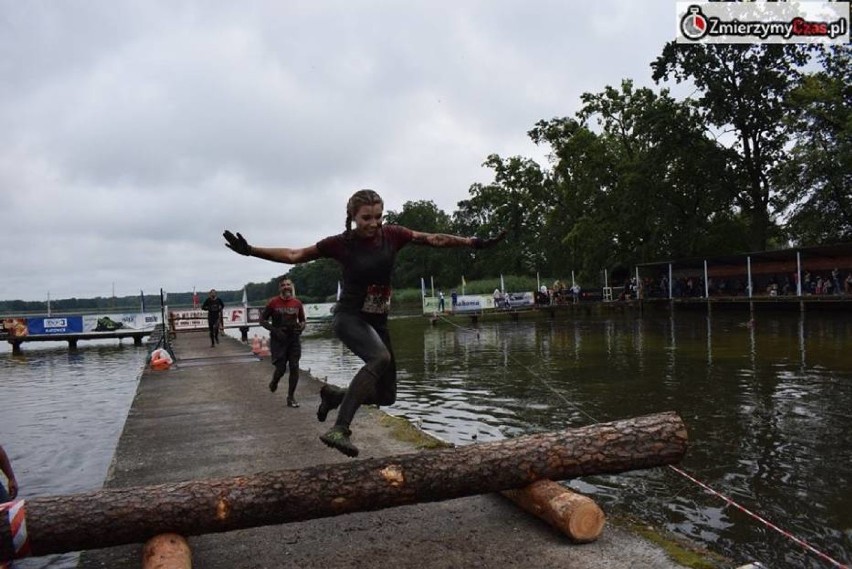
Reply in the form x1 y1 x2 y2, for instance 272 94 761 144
0 0 673 301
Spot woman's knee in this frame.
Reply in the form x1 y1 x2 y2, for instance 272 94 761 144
366 349 392 376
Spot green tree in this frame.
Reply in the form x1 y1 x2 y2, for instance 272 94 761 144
385 200 456 289
652 43 812 250
779 45 852 244
529 81 739 283
454 155 547 278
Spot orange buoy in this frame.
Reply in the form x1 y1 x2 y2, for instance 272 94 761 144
150 348 173 371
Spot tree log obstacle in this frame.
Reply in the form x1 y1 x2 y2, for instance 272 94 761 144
502 480 605 543
0 411 686 561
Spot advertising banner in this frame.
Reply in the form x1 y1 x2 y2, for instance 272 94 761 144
83 313 161 333
168 308 249 330
453 295 486 313
2 318 29 337
223 307 247 326
304 303 335 320
28 316 84 335
505 292 535 308
168 309 208 331
423 297 440 314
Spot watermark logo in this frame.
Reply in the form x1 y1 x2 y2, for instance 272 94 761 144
676 2 850 44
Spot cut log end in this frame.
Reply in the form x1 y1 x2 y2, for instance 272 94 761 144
564 498 605 543
503 480 605 543
142 533 192 569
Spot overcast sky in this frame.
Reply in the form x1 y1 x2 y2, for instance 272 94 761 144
1 0 676 302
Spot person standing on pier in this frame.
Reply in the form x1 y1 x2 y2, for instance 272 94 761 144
223 189 505 457
260 278 306 408
0 445 19 503
201 289 225 347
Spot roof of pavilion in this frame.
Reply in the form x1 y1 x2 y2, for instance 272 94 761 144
637 242 852 271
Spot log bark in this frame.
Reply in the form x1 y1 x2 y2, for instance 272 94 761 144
142 534 191 569
502 480 604 543
0 411 686 560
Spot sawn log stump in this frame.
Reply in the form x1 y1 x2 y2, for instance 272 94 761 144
502 480 605 543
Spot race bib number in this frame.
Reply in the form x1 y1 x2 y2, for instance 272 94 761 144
362 285 392 314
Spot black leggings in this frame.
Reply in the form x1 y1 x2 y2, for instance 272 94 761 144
272 339 301 398
332 311 397 428
207 319 220 343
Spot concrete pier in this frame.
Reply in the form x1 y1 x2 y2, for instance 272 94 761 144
77 330 701 569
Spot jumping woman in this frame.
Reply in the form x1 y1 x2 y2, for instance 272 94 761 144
223 189 504 457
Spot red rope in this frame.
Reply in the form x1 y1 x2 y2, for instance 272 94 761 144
667 465 849 569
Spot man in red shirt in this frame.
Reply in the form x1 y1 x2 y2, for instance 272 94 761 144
260 278 306 408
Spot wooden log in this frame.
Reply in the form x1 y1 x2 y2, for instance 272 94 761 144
142 534 191 569
502 480 605 543
0 411 686 560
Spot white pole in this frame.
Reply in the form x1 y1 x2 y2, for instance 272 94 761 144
571 270 575 288
796 251 802 296
636 266 640 299
668 263 673 299
430 276 435 298
536 272 540 292
47 291 51 316
704 260 709 298
604 269 608 289
747 257 753 298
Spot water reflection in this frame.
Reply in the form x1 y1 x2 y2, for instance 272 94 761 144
298 310 852 568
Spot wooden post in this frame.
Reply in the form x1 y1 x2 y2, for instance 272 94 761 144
0 412 687 560
502 480 604 543
142 534 191 569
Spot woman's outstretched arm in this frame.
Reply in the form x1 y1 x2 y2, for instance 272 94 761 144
410 228 507 249
223 230 321 264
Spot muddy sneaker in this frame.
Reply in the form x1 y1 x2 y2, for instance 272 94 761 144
268 379 279 393
320 426 358 457
316 385 345 422
287 397 300 408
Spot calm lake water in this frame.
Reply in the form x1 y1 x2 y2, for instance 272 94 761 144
1 308 850 568
298 309 852 569
0 338 147 569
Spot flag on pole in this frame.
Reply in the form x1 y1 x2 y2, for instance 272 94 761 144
420 277 426 298
140 290 146 313
500 274 505 293
47 291 51 316
461 275 466 295
336 281 342 301
193 287 199 308
242 287 248 307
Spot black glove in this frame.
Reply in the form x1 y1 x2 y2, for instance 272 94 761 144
472 229 507 249
223 230 252 256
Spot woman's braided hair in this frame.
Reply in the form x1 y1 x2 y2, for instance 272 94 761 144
345 189 384 237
